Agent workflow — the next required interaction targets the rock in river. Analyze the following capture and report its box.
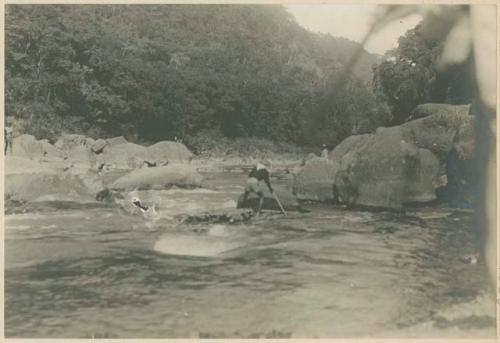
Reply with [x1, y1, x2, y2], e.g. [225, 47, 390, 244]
[181, 209, 255, 224]
[12, 134, 62, 161]
[410, 103, 471, 121]
[146, 141, 194, 162]
[293, 103, 475, 210]
[109, 164, 204, 191]
[5, 157, 106, 207]
[101, 142, 152, 169]
[54, 133, 94, 167]
[291, 156, 338, 202]
[332, 127, 440, 209]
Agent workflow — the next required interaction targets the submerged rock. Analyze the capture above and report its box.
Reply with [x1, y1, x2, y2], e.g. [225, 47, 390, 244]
[109, 164, 203, 191]
[237, 185, 301, 212]
[181, 209, 255, 224]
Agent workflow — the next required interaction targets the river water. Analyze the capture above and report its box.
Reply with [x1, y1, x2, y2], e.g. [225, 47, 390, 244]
[4, 172, 496, 338]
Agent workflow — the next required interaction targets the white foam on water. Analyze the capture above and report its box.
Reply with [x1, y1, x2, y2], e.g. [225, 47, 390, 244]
[40, 224, 58, 229]
[342, 213, 372, 222]
[156, 198, 212, 217]
[144, 221, 157, 230]
[208, 224, 232, 237]
[153, 234, 241, 257]
[415, 211, 452, 220]
[220, 186, 244, 193]
[156, 213, 174, 221]
[220, 200, 237, 209]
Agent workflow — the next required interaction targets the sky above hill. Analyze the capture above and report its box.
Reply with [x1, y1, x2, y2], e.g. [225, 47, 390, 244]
[286, 4, 422, 55]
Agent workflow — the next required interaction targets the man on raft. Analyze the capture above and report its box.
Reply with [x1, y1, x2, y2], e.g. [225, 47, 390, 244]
[241, 160, 284, 215]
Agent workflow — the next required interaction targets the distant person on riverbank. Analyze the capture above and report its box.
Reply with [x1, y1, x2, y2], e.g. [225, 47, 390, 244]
[4, 120, 13, 155]
[242, 160, 274, 215]
[321, 144, 328, 159]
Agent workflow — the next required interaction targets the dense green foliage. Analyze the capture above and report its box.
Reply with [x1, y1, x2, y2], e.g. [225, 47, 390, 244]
[6, 4, 389, 147]
[373, 23, 474, 125]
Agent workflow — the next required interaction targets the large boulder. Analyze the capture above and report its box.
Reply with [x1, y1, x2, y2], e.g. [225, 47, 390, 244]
[106, 136, 128, 146]
[410, 103, 471, 120]
[236, 185, 302, 212]
[91, 139, 107, 154]
[453, 115, 475, 160]
[435, 112, 476, 207]
[66, 145, 93, 167]
[66, 168, 108, 196]
[328, 134, 371, 162]
[291, 156, 338, 201]
[12, 134, 62, 161]
[147, 141, 194, 162]
[332, 127, 440, 209]
[54, 134, 94, 167]
[101, 142, 152, 169]
[109, 164, 203, 191]
[55, 133, 92, 147]
[318, 103, 476, 209]
[5, 157, 104, 206]
[402, 109, 474, 160]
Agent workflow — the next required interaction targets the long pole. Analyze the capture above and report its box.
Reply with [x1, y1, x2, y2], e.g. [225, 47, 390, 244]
[272, 192, 287, 216]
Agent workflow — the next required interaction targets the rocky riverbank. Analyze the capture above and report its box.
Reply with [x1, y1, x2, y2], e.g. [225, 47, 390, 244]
[291, 103, 475, 210]
[5, 103, 476, 213]
[5, 133, 198, 209]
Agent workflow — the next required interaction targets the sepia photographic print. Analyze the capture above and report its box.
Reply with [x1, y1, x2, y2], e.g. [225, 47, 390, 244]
[3, 1, 498, 339]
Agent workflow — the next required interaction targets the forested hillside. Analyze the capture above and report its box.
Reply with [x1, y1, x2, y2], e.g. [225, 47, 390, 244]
[6, 4, 388, 147]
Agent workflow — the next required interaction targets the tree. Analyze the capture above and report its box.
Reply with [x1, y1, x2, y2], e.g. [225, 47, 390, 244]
[373, 23, 474, 125]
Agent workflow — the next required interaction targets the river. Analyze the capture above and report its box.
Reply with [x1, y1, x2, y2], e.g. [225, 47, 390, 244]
[4, 172, 496, 338]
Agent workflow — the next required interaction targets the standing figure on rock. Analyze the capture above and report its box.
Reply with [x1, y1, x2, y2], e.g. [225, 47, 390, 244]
[4, 118, 13, 155]
[242, 161, 274, 215]
[321, 144, 328, 159]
